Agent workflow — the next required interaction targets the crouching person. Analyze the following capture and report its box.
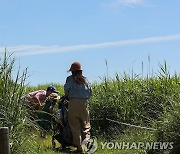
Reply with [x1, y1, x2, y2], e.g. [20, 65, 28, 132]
[25, 86, 59, 110]
[23, 86, 59, 119]
[38, 93, 60, 138]
[64, 62, 92, 153]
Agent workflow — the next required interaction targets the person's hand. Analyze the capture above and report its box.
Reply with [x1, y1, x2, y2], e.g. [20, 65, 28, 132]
[39, 104, 44, 110]
[49, 105, 54, 113]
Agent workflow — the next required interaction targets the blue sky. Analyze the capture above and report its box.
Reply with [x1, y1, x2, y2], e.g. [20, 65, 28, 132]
[0, 0, 180, 85]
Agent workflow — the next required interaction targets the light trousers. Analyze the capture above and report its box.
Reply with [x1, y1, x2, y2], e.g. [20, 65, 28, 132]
[68, 98, 91, 151]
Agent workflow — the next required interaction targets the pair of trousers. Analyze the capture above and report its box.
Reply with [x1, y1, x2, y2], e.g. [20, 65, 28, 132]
[68, 98, 91, 151]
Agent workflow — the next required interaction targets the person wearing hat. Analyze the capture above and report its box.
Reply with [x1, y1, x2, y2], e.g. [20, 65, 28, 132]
[64, 62, 92, 153]
[25, 85, 59, 110]
[38, 92, 60, 138]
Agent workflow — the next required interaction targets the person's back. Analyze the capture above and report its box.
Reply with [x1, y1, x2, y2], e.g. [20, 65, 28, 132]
[26, 90, 46, 110]
[25, 86, 59, 110]
[64, 62, 92, 153]
[65, 75, 92, 99]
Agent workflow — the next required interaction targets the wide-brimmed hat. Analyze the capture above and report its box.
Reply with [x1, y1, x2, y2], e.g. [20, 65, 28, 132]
[67, 62, 82, 72]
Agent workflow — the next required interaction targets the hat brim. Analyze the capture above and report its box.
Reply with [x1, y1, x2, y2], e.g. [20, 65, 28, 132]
[67, 69, 83, 72]
[53, 90, 59, 93]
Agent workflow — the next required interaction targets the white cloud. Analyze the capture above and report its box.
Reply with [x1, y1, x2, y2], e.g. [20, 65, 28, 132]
[1, 34, 180, 57]
[118, 0, 145, 5]
[104, 0, 149, 8]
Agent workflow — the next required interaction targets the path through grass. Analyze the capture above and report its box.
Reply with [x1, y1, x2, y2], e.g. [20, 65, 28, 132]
[34, 128, 156, 154]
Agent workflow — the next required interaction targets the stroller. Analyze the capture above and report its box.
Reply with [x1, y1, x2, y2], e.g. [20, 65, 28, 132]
[51, 96, 73, 150]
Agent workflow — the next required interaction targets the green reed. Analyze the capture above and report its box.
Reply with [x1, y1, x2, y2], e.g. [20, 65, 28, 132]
[0, 51, 37, 154]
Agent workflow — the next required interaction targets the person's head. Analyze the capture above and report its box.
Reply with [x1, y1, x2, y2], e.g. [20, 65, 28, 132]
[48, 92, 60, 105]
[67, 62, 87, 84]
[67, 61, 82, 72]
[46, 85, 59, 96]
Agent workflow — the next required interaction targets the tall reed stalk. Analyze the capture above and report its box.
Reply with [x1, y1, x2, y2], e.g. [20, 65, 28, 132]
[0, 51, 37, 154]
[89, 61, 179, 139]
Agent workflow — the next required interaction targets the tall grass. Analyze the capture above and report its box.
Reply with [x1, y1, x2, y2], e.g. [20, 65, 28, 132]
[2, 50, 179, 154]
[0, 51, 37, 154]
[24, 60, 179, 154]
[25, 60, 179, 154]
[90, 62, 179, 125]
[89, 62, 180, 153]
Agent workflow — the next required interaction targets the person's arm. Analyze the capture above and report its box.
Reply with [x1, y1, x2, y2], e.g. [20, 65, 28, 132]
[33, 95, 42, 109]
[49, 105, 54, 113]
[86, 78, 92, 97]
[64, 91, 68, 97]
[49, 96, 59, 113]
[64, 76, 72, 97]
